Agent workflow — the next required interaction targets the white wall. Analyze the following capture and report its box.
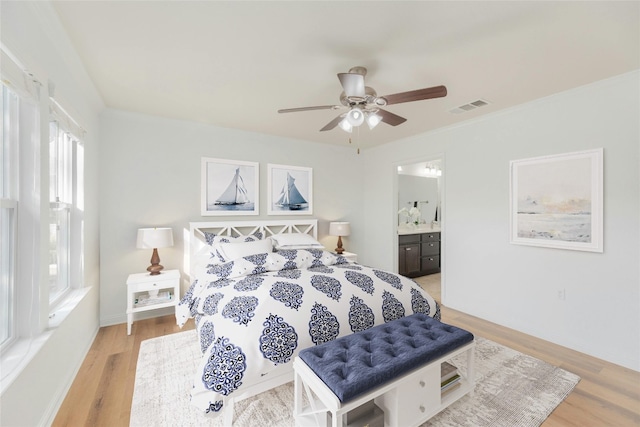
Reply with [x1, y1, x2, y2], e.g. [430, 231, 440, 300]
[362, 71, 640, 371]
[0, 2, 103, 426]
[99, 109, 363, 325]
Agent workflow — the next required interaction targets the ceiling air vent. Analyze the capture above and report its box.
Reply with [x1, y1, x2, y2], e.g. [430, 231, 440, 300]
[449, 99, 490, 114]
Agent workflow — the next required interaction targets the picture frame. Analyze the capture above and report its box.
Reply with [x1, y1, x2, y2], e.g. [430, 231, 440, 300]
[267, 164, 313, 215]
[510, 148, 603, 252]
[201, 157, 259, 216]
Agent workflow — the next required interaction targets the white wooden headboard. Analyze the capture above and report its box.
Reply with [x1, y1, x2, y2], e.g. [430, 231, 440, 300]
[188, 219, 318, 276]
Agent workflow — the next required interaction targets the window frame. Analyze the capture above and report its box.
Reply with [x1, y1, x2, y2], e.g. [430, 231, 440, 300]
[0, 85, 22, 352]
[48, 117, 83, 308]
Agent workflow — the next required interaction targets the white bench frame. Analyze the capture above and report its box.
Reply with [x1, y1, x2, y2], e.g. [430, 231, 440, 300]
[293, 340, 475, 427]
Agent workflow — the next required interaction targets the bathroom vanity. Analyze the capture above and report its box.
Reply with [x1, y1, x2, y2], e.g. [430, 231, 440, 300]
[398, 228, 440, 277]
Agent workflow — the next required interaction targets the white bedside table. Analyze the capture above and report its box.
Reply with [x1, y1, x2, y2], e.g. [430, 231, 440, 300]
[126, 269, 180, 335]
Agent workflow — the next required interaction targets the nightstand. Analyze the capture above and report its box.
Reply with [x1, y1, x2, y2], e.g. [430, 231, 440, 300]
[126, 269, 180, 335]
[338, 251, 358, 263]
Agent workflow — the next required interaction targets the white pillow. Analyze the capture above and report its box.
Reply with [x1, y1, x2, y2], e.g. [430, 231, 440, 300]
[193, 245, 220, 269]
[201, 232, 264, 263]
[219, 237, 273, 261]
[271, 233, 323, 250]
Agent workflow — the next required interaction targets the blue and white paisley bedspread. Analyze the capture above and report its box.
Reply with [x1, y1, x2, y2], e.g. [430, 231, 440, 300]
[176, 249, 440, 415]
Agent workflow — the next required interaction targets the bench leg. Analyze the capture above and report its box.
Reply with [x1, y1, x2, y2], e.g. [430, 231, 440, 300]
[467, 345, 476, 396]
[294, 371, 302, 418]
[332, 412, 344, 427]
[295, 370, 334, 427]
[222, 397, 234, 426]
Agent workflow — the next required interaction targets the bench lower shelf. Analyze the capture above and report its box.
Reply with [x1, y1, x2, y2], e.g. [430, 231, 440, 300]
[293, 340, 475, 427]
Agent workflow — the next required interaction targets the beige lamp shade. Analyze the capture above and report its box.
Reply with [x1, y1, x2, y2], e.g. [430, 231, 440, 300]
[137, 227, 174, 249]
[329, 222, 350, 254]
[329, 222, 351, 237]
[137, 228, 173, 275]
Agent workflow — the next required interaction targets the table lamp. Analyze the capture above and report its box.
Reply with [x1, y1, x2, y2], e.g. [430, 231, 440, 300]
[136, 227, 174, 275]
[329, 222, 351, 254]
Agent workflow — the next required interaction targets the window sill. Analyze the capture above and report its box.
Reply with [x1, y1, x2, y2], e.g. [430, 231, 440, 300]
[0, 287, 91, 393]
[48, 287, 91, 329]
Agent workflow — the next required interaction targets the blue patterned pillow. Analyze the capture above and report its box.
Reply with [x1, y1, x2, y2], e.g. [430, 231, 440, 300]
[203, 231, 263, 246]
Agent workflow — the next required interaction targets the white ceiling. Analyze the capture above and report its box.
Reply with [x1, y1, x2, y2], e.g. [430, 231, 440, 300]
[52, 1, 639, 150]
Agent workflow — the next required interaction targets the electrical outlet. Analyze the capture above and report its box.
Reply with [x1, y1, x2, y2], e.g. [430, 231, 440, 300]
[557, 289, 566, 300]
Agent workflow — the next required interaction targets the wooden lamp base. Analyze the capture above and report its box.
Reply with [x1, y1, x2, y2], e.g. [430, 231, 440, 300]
[335, 236, 345, 254]
[146, 248, 164, 275]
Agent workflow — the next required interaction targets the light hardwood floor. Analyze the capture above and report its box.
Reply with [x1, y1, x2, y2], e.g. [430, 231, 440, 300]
[53, 277, 639, 426]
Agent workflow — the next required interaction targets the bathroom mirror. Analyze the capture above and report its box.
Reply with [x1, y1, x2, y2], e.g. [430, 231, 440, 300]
[397, 160, 441, 228]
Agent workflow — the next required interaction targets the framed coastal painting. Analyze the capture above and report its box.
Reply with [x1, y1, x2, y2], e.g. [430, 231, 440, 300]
[201, 157, 259, 216]
[510, 148, 603, 252]
[267, 164, 313, 215]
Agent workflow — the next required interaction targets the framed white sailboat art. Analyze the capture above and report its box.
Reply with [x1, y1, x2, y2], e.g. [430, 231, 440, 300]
[201, 157, 259, 216]
[268, 164, 313, 215]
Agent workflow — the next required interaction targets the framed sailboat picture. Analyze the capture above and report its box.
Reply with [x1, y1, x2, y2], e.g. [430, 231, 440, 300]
[201, 157, 259, 216]
[268, 164, 313, 215]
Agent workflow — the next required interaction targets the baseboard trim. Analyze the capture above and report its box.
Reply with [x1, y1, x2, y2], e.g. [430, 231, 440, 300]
[40, 324, 99, 426]
[100, 306, 175, 327]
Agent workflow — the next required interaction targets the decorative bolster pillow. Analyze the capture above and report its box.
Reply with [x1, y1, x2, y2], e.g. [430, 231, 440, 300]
[202, 231, 264, 263]
[218, 237, 274, 262]
[271, 233, 324, 250]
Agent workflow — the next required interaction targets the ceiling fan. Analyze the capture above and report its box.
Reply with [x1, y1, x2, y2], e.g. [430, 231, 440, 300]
[277, 66, 447, 133]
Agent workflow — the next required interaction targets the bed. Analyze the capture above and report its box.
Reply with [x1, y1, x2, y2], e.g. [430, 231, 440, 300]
[177, 219, 441, 424]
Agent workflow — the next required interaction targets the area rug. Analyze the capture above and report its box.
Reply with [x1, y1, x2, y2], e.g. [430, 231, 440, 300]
[130, 330, 580, 427]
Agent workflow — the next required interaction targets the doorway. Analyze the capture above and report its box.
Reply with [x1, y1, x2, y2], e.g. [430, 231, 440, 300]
[394, 156, 443, 304]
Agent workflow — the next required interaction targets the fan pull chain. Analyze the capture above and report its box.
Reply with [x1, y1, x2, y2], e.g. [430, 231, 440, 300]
[346, 133, 360, 154]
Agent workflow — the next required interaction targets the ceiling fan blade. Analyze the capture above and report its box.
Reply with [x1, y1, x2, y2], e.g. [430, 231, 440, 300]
[278, 105, 339, 113]
[380, 85, 447, 105]
[320, 114, 345, 132]
[377, 109, 407, 126]
[337, 73, 365, 97]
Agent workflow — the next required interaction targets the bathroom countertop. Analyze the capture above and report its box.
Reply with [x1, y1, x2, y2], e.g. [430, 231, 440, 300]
[398, 225, 441, 235]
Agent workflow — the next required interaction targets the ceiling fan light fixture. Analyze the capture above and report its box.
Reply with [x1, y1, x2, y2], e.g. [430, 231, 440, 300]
[338, 118, 353, 133]
[366, 112, 382, 130]
[346, 107, 365, 126]
[277, 66, 446, 134]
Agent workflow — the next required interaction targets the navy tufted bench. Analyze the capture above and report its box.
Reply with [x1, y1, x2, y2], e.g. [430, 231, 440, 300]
[293, 313, 475, 427]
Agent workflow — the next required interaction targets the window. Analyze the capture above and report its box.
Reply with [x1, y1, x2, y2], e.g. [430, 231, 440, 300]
[0, 85, 19, 350]
[48, 115, 84, 306]
[1, 46, 85, 357]
[1, 47, 42, 356]
[49, 121, 71, 304]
